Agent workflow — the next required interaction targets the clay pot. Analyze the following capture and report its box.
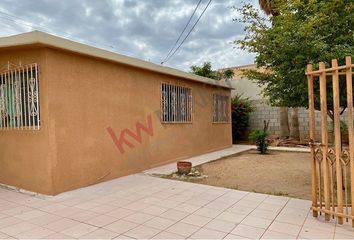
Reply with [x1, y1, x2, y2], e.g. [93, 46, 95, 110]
[177, 161, 192, 174]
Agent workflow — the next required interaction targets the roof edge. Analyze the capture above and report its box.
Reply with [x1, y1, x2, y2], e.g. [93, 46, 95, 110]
[0, 31, 233, 89]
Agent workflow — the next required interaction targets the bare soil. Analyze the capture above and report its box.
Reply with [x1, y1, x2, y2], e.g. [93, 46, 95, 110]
[165, 150, 311, 200]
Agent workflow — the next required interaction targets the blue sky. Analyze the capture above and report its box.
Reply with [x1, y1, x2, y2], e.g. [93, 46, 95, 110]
[0, 0, 257, 71]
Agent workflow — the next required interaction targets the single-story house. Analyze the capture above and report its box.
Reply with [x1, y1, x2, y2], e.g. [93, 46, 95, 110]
[0, 31, 232, 195]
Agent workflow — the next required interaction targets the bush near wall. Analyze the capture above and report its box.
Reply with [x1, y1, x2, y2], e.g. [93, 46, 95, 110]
[231, 94, 253, 143]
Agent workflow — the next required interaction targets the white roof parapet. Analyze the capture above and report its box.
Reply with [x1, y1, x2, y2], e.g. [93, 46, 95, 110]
[0, 31, 233, 89]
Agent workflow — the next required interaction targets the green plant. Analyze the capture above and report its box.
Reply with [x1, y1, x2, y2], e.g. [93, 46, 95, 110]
[231, 94, 253, 142]
[249, 120, 270, 154]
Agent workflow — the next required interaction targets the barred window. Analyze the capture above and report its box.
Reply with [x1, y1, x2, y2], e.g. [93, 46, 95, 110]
[213, 94, 229, 123]
[161, 83, 192, 123]
[0, 63, 40, 130]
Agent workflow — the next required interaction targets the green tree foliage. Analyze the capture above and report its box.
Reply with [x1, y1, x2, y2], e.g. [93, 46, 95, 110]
[235, 0, 354, 119]
[190, 62, 235, 80]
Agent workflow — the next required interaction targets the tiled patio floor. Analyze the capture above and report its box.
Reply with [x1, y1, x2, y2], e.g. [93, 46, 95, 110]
[0, 174, 353, 239]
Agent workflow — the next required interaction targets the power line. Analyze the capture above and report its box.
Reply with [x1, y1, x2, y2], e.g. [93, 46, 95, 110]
[162, 0, 212, 64]
[161, 0, 202, 64]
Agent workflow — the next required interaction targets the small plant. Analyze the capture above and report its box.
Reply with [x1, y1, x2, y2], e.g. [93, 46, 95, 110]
[249, 120, 269, 154]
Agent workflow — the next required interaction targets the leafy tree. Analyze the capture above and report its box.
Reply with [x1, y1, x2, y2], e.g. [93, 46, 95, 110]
[235, 0, 354, 120]
[190, 62, 217, 79]
[190, 62, 234, 80]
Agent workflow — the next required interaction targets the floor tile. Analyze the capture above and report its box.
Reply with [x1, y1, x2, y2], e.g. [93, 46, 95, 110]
[0, 232, 13, 239]
[124, 225, 161, 239]
[44, 218, 80, 232]
[144, 216, 176, 230]
[39, 232, 73, 239]
[15, 226, 54, 239]
[0, 221, 37, 236]
[216, 211, 247, 224]
[249, 208, 279, 220]
[190, 228, 227, 239]
[105, 208, 135, 219]
[84, 214, 117, 227]
[103, 219, 139, 234]
[241, 215, 272, 229]
[204, 219, 237, 233]
[231, 224, 266, 239]
[29, 213, 62, 226]
[60, 222, 98, 238]
[159, 209, 189, 221]
[224, 233, 249, 239]
[80, 228, 120, 239]
[261, 230, 297, 239]
[299, 226, 334, 239]
[181, 214, 212, 227]
[193, 207, 223, 218]
[152, 231, 185, 239]
[0, 217, 22, 228]
[14, 209, 47, 221]
[123, 212, 154, 224]
[166, 222, 200, 237]
[268, 221, 302, 236]
[141, 205, 168, 216]
[174, 203, 200, 213]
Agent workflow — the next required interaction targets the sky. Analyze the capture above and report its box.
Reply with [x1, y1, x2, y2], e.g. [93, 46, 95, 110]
[0, 0, 258, 72]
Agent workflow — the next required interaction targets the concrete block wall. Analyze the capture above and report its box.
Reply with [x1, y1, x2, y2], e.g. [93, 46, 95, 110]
[248, 100, 349, 142]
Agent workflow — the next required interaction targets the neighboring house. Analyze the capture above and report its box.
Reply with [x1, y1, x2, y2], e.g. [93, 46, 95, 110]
[0, 31, 232, 195]
[220, 64, 325, 141]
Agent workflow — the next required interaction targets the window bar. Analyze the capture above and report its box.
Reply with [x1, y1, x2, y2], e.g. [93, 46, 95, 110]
[35, 64, 40, 129]
[21, 68, 27, 129]
[26, 65, 31, 129]
[5, 72, 9, 128]
[10, 69, 15, 128]
[30, 66, 35, 129]
[162, 83, 165, 123]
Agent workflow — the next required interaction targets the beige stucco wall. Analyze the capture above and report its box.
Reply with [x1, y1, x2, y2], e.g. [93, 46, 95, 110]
[0, 47, 52, 194]
[0, 46, 231, 195]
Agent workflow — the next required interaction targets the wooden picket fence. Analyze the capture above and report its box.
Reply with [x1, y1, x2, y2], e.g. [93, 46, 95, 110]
[306, 56, 354, 226]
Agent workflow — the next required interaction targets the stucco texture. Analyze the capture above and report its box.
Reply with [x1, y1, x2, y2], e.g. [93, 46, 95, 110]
[0, 46, 232, 195]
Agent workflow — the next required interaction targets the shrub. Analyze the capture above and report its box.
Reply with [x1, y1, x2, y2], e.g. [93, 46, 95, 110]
[249, 120, 270, 154]
[231, 94, 253, 142]
[249, 130, 268, 154]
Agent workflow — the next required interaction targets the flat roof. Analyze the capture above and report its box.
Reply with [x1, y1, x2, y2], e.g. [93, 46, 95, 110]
[0, 31, 232, 89]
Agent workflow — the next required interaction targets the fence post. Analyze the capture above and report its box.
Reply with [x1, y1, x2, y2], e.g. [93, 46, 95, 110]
[332, 59, 343, 224]
[345, 56, 354, 227]
[307, 64, 318, 217]
[319, 62, 330, 221]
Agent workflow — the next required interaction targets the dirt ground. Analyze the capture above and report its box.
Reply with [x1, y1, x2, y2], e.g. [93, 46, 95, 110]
[166, 150, 312, 200]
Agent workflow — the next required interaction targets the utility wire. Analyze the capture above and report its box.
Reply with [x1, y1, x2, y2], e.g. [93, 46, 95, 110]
[162, 0, 212, 64]
[161, 0, 202, 64]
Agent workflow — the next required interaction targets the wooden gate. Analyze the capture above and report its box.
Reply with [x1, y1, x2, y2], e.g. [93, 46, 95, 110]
[307, 56, 354, 226]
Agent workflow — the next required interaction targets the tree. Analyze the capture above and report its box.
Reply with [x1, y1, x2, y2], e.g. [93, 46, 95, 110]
[235, 0, 354, 121]
[190, 62, 234, 80]
[258, 0, 290, 138]
[190, 62, 217, 79]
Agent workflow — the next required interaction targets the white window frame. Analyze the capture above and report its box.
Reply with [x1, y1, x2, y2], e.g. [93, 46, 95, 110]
[0, 63, 40, 130]
[161, 82, 193, 123]
[212, 94, 230, 123]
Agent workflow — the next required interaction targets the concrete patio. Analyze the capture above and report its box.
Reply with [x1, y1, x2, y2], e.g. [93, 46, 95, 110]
[0, 173, 353, 239]
[0, 146, 353, 239]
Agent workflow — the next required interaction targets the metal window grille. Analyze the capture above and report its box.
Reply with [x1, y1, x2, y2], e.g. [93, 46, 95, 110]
[161, 82, 192, 123]
[0, 63, 40, 130]
[213, 94, 229, 123]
